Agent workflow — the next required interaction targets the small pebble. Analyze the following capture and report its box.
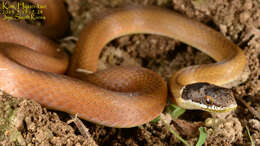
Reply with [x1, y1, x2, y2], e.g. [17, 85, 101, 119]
[240, 11, 250, 23]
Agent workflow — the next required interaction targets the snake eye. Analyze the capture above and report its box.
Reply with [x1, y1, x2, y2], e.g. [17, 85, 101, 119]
[204, 96, 213, 105]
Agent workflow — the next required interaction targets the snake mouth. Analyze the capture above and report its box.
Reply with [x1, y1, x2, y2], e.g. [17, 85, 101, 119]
[200, 103, 237, 113]
[176, 97, 237, 113]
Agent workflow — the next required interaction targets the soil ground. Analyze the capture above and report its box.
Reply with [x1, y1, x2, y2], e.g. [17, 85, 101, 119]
[0, 0, 259, 145]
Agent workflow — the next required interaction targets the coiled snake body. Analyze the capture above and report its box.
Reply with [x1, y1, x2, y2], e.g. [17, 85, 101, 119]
[0, 0, 247, 128]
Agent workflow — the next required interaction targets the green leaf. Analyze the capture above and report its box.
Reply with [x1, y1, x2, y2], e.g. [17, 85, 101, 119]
[151, 116, 161, 123]
[246, 126, 255, 146]
[167, 104, 186, 119]
[196, 127, 207, 146]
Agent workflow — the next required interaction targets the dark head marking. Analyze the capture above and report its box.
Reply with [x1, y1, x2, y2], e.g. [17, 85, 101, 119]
[181, 82, 237, 112]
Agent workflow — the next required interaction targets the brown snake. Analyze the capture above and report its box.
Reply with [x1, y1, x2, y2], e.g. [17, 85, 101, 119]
[0, 1, 247, 128]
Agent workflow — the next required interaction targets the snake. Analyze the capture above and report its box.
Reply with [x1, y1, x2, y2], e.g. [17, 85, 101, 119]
[0, 1, 247, 128]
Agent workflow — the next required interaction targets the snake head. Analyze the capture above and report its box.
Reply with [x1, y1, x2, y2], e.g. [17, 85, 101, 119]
[180, 82, 237, 113]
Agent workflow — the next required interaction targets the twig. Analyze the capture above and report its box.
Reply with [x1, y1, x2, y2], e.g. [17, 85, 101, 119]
[160, 116, 190, 146]
[68, 115, 98, 146]
[236, 96, 260, 120]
